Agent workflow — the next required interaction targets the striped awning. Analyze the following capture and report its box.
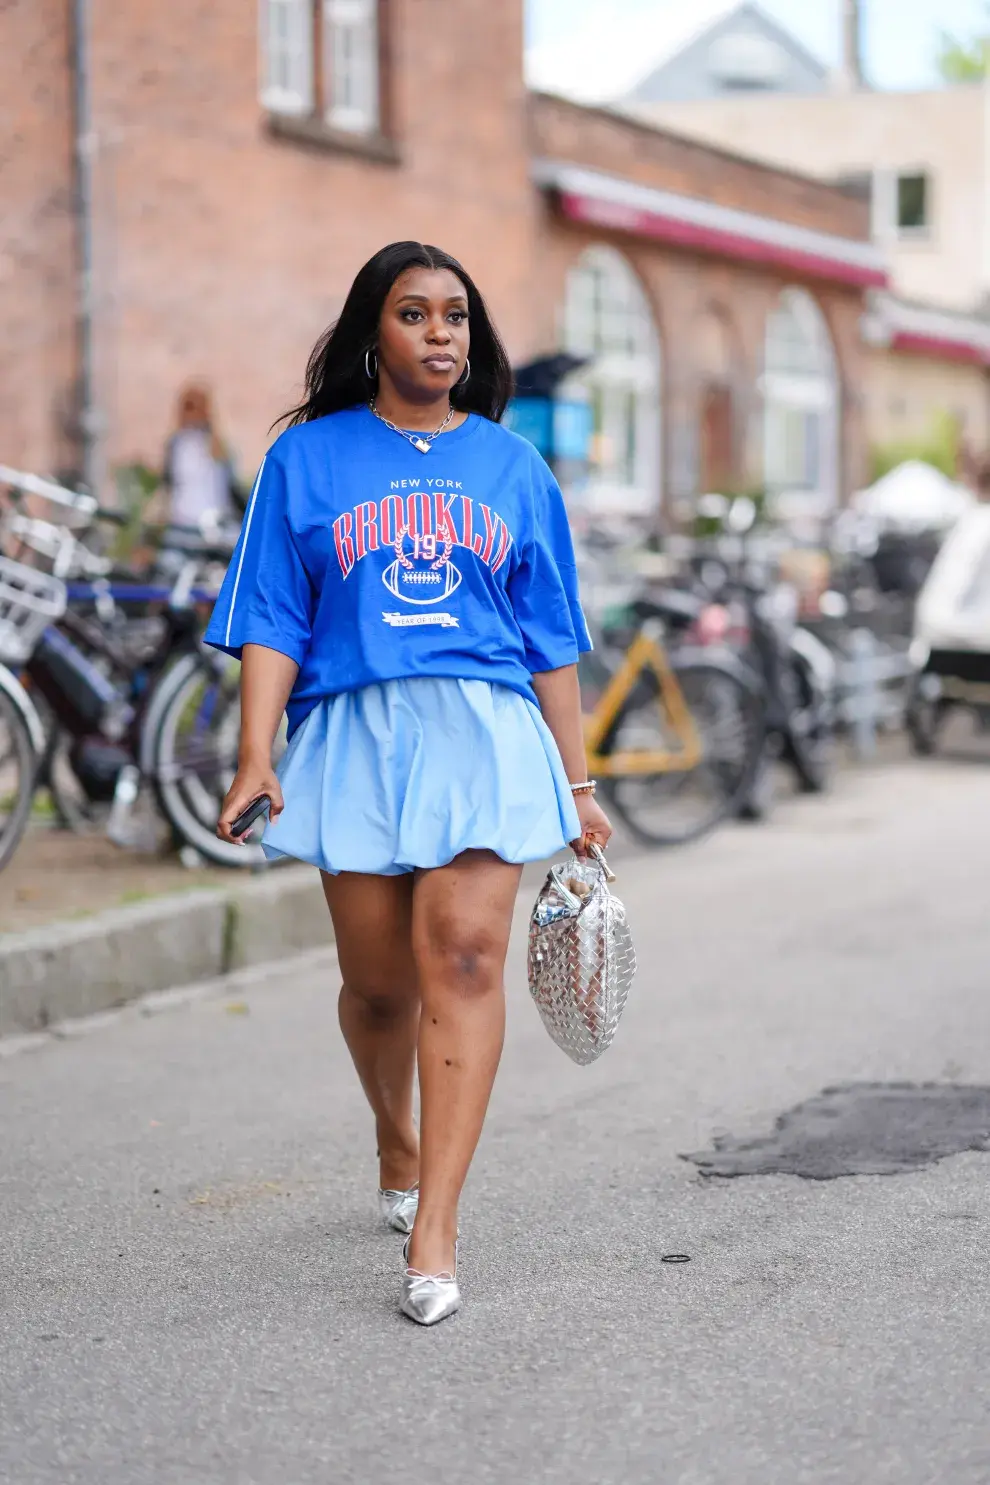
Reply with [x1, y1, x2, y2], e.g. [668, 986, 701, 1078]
[533, 159, 889, 291]
[863, 294, 990, 367]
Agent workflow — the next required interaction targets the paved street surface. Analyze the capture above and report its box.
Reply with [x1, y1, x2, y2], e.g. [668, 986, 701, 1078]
[3, 758, 990, 1484]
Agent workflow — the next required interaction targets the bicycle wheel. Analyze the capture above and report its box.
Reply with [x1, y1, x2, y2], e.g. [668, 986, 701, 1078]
[600, 659, 765, 848]
[0, 685, 38, 870]
[780, 654, 834, 794]
[151, 654, 284, 868]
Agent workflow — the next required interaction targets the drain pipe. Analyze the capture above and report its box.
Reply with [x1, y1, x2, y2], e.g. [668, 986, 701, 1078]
[70, 0, 100, 495]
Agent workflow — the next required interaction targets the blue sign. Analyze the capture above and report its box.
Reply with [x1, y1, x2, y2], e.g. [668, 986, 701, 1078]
[504, 398, 552, 455]
[504, 397, 592, 463]
[552, 400, 593, 462]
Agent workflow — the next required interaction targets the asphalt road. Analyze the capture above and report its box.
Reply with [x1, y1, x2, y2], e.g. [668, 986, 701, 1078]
[3, 758, 990, 1485]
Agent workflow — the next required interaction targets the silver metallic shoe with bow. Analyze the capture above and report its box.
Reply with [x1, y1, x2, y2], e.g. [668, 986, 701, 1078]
[378, 1183, 419, 1235]
[399, 1235, 461, 1326]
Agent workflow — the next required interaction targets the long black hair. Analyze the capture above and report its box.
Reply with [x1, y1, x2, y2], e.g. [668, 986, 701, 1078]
[279, 242, 514, 428]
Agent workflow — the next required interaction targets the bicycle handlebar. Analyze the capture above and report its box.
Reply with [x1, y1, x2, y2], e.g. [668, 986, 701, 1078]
[0, 464, 97, 517]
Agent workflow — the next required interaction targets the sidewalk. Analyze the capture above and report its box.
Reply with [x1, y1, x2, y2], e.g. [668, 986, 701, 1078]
[0, 825, 232, 936]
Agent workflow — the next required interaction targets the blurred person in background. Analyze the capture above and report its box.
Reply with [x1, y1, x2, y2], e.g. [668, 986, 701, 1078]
[162, 384, 241, 533]
[206, 241, 611, 1326]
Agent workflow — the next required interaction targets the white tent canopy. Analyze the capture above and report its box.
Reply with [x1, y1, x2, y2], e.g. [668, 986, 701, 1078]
[854, 461, 974, 533]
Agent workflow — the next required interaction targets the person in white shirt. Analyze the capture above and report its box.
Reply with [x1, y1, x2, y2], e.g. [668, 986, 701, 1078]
[162, 385, 238, 532]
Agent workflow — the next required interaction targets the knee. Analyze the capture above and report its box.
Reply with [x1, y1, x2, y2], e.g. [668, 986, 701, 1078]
[344, 976, 416, 1022]
[416, 920, 504, 998]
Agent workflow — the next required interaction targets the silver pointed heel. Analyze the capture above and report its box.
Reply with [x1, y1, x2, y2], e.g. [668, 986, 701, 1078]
[378, 1183, 419, 1235]
[399, 1235, 461, 1326]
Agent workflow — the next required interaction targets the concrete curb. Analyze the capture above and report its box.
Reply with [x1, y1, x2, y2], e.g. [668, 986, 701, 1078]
[0, 866, 333, 1036]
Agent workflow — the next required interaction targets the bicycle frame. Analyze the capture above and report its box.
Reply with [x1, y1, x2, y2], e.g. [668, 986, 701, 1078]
[584, 626, 703, 776]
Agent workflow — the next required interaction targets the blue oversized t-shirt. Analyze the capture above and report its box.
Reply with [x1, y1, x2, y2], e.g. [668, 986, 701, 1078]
[204, 406, 592, 737]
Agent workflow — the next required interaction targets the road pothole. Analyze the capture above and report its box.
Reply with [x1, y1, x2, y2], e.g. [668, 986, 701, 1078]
[684, 1082, 990, 1180]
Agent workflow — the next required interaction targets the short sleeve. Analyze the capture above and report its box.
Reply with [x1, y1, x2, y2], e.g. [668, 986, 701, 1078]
[507, 465, 592, 673]
[204, 452, 314, 665]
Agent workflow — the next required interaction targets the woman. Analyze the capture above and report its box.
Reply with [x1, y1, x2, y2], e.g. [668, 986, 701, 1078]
[163, 384, 240, 531]
[207, 242, 611, 1326]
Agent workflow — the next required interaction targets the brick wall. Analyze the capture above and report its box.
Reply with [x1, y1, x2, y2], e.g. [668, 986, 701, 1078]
[2, 0, 871, 502]
[0, 0, 77, 477]
[530, 93, 872, 241]
[86, 0, 535, 478]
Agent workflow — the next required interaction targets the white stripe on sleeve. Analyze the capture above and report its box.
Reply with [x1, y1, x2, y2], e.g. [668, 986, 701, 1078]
[224, 455, 267, 649]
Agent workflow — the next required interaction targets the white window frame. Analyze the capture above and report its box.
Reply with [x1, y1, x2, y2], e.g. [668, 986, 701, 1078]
[260, 0, 314, 116]
[870, 167, 932, 243]
[560, 246, 661, 517]
[894, 169, 930, 239]
[762, 288, 839, 516]
[324, 0, 379, 134]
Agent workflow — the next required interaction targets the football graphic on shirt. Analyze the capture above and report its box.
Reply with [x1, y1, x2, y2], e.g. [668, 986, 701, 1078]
[382, 528, 462, 606]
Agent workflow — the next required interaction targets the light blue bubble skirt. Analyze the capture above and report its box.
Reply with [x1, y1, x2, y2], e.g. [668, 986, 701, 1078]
[262, 677, 581, 876]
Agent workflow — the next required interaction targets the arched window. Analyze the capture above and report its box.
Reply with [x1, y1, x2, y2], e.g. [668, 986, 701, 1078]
[763, 289, 839, 513]
[561, 246, 661, 515]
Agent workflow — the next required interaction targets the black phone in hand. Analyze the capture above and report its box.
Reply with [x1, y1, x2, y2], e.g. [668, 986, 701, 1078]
[230, 795, 271, 839]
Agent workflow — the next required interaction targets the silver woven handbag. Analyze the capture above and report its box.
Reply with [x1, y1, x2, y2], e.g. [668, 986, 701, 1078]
[527, 844, 636, 1065]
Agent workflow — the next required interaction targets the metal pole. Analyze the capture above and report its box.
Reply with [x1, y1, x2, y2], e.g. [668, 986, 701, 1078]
[983, 39, 990, 305]
[841, 0, 864, 90]
[71, 0, 100, 495]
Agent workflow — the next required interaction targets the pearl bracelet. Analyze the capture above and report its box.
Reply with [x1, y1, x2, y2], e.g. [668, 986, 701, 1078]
[569, 780, 597, 796]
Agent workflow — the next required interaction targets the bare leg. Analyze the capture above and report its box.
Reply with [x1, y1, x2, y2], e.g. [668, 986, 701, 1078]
[408, 850, 522, 1274]
[321, 871, 420, 1191]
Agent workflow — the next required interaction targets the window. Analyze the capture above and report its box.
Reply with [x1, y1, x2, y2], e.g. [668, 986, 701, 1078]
[865, 168, 932, 241]
[325, 0, 378, 132]
[561, 246, 661, 515]
[763, 289, 838, 512]
[261, 0, 314, 115]
[260, 0, 380, 135]
[765, 404, 821, 489]
[896, 172, 929, 234]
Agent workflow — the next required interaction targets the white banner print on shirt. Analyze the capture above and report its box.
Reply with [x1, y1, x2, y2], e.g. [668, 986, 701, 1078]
[382, 611, 459, 628]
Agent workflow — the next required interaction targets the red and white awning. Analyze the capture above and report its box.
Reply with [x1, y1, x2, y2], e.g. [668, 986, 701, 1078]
[863, 295, 990, 367]
[533, 159, 888, 291]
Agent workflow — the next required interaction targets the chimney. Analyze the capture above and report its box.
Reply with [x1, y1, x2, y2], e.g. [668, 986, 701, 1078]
[837, 0, 864, 90]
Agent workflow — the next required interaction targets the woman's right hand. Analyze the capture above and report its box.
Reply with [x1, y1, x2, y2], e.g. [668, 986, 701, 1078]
[217, 756, 284, 844]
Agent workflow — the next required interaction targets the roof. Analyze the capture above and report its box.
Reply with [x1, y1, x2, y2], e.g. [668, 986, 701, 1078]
[625, 2, 829, 106]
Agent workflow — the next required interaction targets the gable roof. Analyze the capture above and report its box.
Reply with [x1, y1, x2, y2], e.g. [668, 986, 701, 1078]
[625, 2, 830, 106]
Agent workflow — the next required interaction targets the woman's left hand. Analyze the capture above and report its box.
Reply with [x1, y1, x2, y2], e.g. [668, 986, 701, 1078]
[570, 792, 613, 859]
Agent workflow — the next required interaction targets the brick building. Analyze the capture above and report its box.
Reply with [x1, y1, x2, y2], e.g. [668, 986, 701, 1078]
[1, 0, 884, 524]
[625, 4, 990, 472]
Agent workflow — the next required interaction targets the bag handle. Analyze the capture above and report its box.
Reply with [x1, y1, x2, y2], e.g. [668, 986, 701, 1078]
[588, 841, 616, 883]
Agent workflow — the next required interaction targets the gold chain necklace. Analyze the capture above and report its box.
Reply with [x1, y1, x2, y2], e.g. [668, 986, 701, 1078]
[369, 399, 456, 454]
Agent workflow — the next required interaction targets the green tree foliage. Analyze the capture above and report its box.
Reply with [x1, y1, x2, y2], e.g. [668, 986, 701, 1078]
[936, 9, 989, 82]
[869, 410, 961, 484]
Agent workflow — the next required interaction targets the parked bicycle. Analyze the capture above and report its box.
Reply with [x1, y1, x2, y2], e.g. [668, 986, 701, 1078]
[0, 554, 65, 869]
[0, 466, 276, 870]
[686, 497, 837, 818]
[579, 588, 766, 848]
